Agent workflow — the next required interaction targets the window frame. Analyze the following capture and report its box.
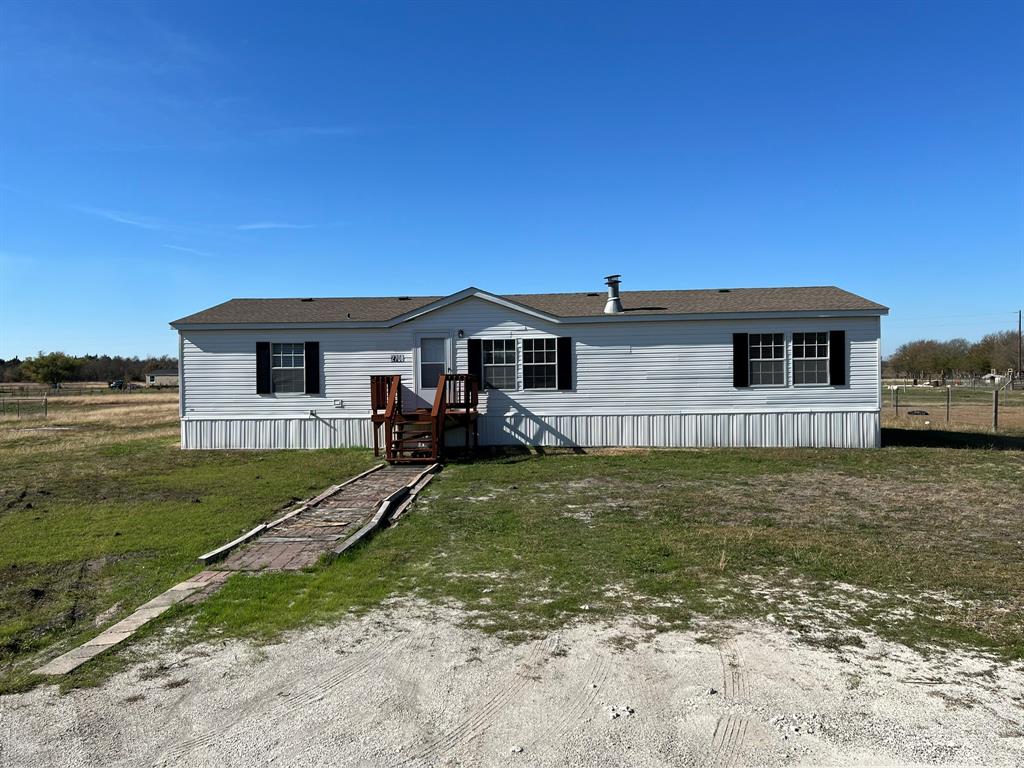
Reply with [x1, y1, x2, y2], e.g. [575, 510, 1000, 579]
[791, 331, 831, 387]
[522, 337, 559, 390]
[270, 341, 306, 395]
[748, 332, 787, 388]
[480, 337, 517, 390]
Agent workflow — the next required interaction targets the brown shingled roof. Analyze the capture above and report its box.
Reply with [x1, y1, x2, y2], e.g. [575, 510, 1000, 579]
[171, 286, 887, 326]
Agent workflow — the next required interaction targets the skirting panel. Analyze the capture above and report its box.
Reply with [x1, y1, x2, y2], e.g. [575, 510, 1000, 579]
[181, 411, 880, 450]
[182, 417, 374, 450]
[478, 411, 880, 449]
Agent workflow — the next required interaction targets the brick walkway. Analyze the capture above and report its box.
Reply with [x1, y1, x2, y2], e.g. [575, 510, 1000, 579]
[215, 464, 425, 572]
[34, 464, 435, 677]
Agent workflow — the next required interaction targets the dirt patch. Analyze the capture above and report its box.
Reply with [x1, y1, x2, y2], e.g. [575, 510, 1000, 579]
[706, 468, 1023, 550]
[2, 602, 1021, 767]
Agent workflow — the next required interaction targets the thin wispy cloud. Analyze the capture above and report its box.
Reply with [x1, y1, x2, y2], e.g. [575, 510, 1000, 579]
[235, 222, 314, 231]
[162, 244, 216, 258]
[73, 205, 165, 230]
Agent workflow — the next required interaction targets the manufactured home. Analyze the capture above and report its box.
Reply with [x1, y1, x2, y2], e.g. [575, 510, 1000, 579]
[170, 277, 888, 460]
[145, 368, 179, 387]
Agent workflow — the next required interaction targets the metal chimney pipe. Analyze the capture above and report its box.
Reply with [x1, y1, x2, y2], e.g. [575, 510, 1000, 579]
[604, 274, 623, 314]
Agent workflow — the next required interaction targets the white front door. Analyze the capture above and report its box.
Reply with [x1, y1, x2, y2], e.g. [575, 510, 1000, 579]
[415, 334, 451, 407]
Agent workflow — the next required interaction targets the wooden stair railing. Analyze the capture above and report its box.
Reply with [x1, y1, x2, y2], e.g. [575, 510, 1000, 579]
[428, 373, 448, 462]
[370, 372, 480, 464]
[441, 373, 479, 452]
[370, 374, 401, 458]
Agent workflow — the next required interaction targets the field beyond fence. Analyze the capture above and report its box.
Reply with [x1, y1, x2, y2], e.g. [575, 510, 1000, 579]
[883, 383, 1024, 432]
[0, 381, 176, 398]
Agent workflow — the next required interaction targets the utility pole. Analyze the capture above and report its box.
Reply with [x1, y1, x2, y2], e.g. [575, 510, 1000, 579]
[1018, 309, 1022, 379]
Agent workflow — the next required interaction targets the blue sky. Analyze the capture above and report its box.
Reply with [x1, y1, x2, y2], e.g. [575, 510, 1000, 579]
[1, 0, 1021, 359]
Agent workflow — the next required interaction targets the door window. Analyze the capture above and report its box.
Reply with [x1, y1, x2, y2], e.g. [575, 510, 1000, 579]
[420, 337, 446, 388]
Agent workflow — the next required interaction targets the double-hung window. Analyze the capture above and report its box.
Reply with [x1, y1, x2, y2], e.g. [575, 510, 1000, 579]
[793, 332, 829, 385]
[482, 339, 516, 389]
[523, 338, 557, 389]
[271, 342, 305, 393]
[749, 333, 785, 386]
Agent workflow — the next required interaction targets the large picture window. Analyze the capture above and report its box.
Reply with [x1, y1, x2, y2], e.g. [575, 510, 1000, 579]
[749, 333, 785, 386]
[271, 342, 305, 393]
[523, 338, 557, 389]
[482, 339, 516, 389]
[793, 332, 829, 385]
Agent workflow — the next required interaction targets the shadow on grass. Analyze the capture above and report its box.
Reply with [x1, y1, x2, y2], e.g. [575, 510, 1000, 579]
[444, 430, 1024, 462]
[882, 427, 1024, 450]
[443, 445, 589, 465]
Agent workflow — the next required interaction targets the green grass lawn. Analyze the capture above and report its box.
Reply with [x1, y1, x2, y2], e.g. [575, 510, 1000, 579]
[0, 394, 377, 693]
[189, 445, 1023, 662]
[3, 395, 1022, 694]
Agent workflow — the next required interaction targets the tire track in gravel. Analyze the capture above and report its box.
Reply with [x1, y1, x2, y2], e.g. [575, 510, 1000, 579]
[389, 634, 559, 767]
[162, 631, 403, 761]
[707, 641, 750, 767]
[536, 647, 612, 744]
[710, 715, 749, 768]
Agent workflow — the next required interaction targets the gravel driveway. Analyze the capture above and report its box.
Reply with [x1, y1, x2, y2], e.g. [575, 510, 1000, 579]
[2, 602, 1021, 767]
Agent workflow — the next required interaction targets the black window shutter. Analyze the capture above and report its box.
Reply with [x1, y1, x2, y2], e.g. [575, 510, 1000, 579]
[733, 333, 749, 387]
[557, 337, 573, 390]
[256, 342, 271, 394]
[829, 330, 846, 386]
[467, 339, 482, 386]
[304, 341, 320, 394]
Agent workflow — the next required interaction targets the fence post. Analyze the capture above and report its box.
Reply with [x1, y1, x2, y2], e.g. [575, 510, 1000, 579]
[993, 388, 999, 431]
[946, 386, 950, 423]
[44, 397, 48, 419]
[894, 387, 899, 417]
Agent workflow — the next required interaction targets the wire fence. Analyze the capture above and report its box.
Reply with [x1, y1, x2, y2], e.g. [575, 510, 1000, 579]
[0, 397, 48, 419]
[0, 382, 174, 397]
[884, 384, 1024, 432]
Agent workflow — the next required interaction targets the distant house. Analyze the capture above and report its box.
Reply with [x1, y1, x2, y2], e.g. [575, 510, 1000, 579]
[145, 369, 179, 387]
[169, 277, 888, 457]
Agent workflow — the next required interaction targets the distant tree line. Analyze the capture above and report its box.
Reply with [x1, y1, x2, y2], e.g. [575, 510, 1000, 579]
[0, 352, 178, 386]
[884, 330, 1021, 380]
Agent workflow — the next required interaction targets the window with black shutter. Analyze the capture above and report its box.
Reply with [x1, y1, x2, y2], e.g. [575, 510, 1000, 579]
[256, 342, 271, 394]
[732, 333, 749, 388]
[829, 330, 847, 386]
[304, 341, 320, 394]
[556, 337, 572, 390]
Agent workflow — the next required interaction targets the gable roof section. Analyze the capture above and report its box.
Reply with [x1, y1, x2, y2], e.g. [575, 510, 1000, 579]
[171, 285, 888, 328]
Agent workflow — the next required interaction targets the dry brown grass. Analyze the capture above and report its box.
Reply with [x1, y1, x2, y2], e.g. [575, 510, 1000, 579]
[884, 405, 1024, 431]
[0, 392, 179, 454]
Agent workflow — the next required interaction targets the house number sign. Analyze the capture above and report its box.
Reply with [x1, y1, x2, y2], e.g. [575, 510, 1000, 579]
[390, 354, 406, 363]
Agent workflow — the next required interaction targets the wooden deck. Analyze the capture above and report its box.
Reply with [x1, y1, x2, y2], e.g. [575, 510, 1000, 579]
[371, 374, 479, 464]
